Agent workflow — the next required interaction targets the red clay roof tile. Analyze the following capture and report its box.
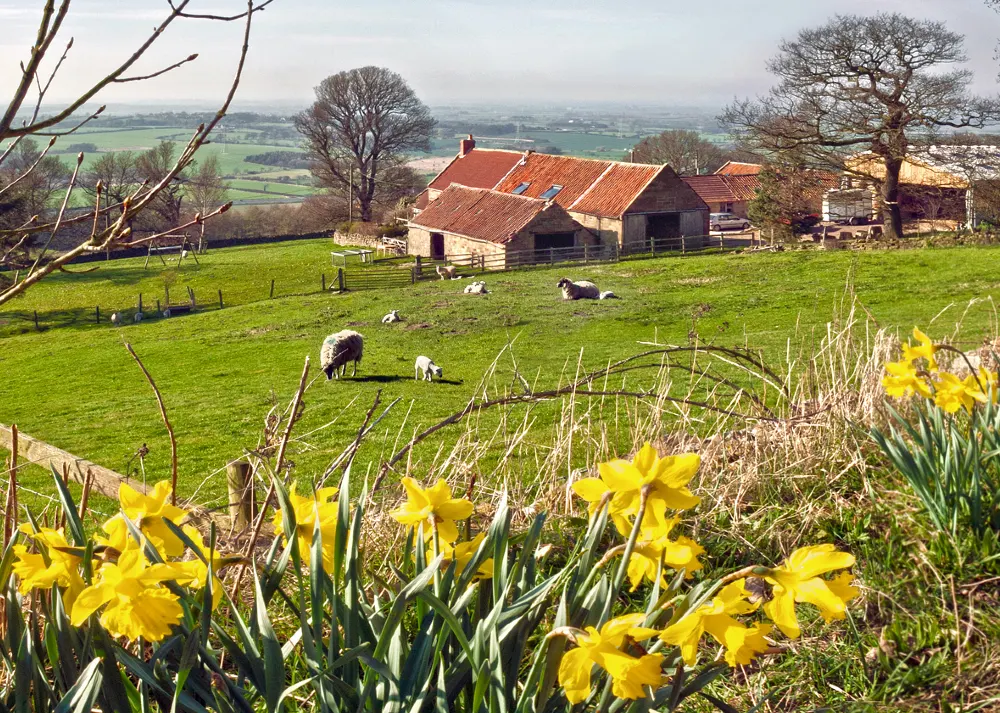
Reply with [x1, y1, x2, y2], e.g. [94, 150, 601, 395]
[570, 163, 661, 217]
[495, 153, 614, 210]
[715, 161, 763, 176]
[427, 149, 523, 192]
[410, 185, 551, 245]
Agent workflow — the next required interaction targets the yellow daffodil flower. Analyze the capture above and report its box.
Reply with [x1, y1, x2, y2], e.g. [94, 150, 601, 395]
[272, 485, 339, 570]
[12, 525, 86, 610]
[172, 525, 234, 609]
[428, 533, 494, 580]
[902, 327, 938, 371]
[661, 579, 771, 667]
[573, 443, 700, 536]
[71, 544, 185, 642]
[100, 481, 190, 557]
[933, 372, 987, 414]
[882, 359, 932, 400]
[558, 613, 663, 704]
[390, 477, 473, 544]
[625, 518, 704, 590]
[763, 544, 858, 639]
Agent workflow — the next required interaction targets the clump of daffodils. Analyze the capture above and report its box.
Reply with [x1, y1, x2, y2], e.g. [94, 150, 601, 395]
[550, 443, 859, 705]
[12, 482, 236, 642]
[883, 327, 997, 413]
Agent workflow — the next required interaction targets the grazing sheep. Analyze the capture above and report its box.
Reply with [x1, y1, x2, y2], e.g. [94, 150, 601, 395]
[381, 309, 401, 324]
[599, 291, 619, 300]
[133, 311, 144, 323]
[162, 309, 172, 318]
[320, 330, 364, 380]
[463, 281, 489, 294]
[436, 265, 456, 280]
[110, 312, 122, 326]
[415, 355, 443, 382]
[556, 278, 600, 301]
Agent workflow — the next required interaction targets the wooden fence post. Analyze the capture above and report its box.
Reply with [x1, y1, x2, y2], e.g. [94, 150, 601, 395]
[321, 273, 326, 291]
[226, 460, 253, 530]
[337, 268, 344, 291]
[95, 306, 100, 323]
[165, 285, 170, 305]
[218, 289, 223, 309]
[415, 255, 422, 277]
[33, 311, 38, 330]
[269, 279, 275, 299]
[138, 293, 143, 313]
[411, 267, 416, 284]
[156, 298, 161, 313]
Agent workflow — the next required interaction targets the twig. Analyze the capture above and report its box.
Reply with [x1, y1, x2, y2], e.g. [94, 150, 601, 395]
[3, 425, 18, 548]
[124, 342, 178, 505]
[274, 356, 311, 474]
[115, 54, 199, 83]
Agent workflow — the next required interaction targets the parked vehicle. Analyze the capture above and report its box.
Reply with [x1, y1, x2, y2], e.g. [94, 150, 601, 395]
[823, 189, 875, 225]
[710, 212, 751, 231]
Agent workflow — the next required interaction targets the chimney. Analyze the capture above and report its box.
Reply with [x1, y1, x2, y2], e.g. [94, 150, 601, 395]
[459, 134, 475, 157]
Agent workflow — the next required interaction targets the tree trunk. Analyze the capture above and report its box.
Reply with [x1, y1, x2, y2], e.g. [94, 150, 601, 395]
[881, 156, 904, 241]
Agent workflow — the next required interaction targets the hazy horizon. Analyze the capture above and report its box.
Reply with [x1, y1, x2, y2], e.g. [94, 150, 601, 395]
[2, 0, 1000, 109]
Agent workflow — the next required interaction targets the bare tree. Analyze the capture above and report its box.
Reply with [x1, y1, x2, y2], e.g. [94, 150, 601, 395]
[721, 13, 1000, 240]
[0, 0, 274, 304]
[0, 139, 71, 228]
[295, 66, 435, 223]
[629, 130, 726, 175]
[136, 141, 188, 230]
[187, 154, 229, 249]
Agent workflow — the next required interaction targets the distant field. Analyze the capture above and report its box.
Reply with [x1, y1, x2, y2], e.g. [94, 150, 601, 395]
[225, 178, 316, 197]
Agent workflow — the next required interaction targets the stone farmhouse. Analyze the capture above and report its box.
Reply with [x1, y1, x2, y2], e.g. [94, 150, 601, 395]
[408, 185, 596, 263]
[409, 136, 709, 257]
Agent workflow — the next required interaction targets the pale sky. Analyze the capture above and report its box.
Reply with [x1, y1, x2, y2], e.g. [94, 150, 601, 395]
[2, 0, 999, 110]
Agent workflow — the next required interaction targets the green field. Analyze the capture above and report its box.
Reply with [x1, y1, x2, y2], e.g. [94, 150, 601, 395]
[3, 239, 1000, 509]
[225, 178, 316, 197]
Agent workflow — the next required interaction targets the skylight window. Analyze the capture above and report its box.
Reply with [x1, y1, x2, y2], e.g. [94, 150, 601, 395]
[539, 184, 563, 200]
[511, 182, 531, 195]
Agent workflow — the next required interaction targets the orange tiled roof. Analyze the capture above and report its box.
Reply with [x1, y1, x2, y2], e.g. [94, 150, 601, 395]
[428, 149, 523, 192]
[715, 161, 762, 176]
[681, 174, 760, 203]
[495, 153, 614, 209]
[570, 163, 661, 216]
[409, 185, 553, 244]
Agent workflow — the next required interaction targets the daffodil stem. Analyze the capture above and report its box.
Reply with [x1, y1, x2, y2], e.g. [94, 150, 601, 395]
[601, 486, 649, 624]
[431, 525, 441, 596]
[718, 565, 765, 586]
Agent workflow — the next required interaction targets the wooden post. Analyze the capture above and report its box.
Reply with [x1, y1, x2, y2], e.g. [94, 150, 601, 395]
[337, 268, 344, 291]
[33, 310, 38, 330]
[95, 306, 100, 323]
[681, 235, 687, 254]
[138, 293, 143, 313]
[226, 460, 253, 530]
[156, 299, 161, 313]
[218, 289, 223, 308]
[321, 273, 326, 291]
[415, 255, 422, 277]
[269, 279, 275, 299]
[411, 267, 416, 284]
[165, 285, 170, 306]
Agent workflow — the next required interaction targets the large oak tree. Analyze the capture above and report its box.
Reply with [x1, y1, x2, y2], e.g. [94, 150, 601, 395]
[295, 66, 435, 223]
[629, 130, 726, 175]
[722, 13, 1000, 239]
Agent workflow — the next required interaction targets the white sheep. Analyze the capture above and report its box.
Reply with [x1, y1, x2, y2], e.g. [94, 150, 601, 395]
[436, 265, 456, 280]
[463, 281, 489, 294]
[415, 355, 443, 382]
[556, 278, 600, 301]
[381, 310, 401, 323]
[133, 311, 144, 323]
[599, 291, 619, 300]
[321, 330, 364, 380]
[162, 309, 172, 318]
[110, 312, 122, 326]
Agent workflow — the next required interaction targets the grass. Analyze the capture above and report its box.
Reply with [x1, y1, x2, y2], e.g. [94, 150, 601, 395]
[6, 239, 1000, 708]
[224, 178, 317, 197]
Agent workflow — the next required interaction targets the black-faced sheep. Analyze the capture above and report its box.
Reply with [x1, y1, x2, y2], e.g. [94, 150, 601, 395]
[436, 265, 456, 280]
[321, 330, 364, 380]
[556, 278, 600, 300]
[381, 310, 401, 323]
[415, 355, 443, 382]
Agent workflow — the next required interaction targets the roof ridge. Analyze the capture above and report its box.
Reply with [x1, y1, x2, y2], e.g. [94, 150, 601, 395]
[620, 164, 666, 216]
[567, 162, 616, 211]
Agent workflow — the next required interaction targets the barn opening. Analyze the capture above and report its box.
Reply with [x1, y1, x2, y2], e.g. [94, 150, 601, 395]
[430, 232, 445, 259]
[646, 214, 681, 248]
[534, 232, 575, 250]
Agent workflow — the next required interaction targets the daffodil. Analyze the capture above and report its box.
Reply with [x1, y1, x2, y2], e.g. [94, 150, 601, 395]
[558, 613, 663, 704]
[71, 545, 185, 642]
[272, 485, 339, 570]
[902, 327, 938, 371]
[12, 525, 86, 610]
[882, 359, 932, 400]
[390, 477, 473, 544]
[763, 544, 858, 639]
[933, 372, 986, 414]
[625, 518, 704, 590]
[428, 533, 494, 580]
[573, 443, 700, 536]
[172, 525, 236, 609]
[99, 481, 190, 557]
[661, 579, 770, 667]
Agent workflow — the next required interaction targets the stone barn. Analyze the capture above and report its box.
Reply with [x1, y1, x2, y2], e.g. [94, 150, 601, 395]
[408, 185, 596, 265]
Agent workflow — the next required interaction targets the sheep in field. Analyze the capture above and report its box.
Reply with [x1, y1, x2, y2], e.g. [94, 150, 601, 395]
[436, 265, 456, 280]
[382, 309, 402, 323]
[134, 311, 144, 323]
[463, 281, 488, 294]
[110, 312, 122, 326]
[415, 355, 443, 382]
[556, 278, 600, 301]
[321, 330, 364, 380]
[599, 291, 619, 300]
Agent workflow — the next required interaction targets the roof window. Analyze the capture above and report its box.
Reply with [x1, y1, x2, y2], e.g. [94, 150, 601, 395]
[539, 184, 563, 200]
[512, 182, 531, 195]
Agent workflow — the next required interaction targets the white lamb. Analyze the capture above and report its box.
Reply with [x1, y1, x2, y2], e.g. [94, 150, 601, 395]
[436, 265, 456, 280]
[599, 291, 619, 300]
[110, 312, 122, 326]
[381, 309, 402, 323]
[556, 278, 600, 301]
[463, 281, 489, 294]
[415, 355, 443, 382]
[321, 330, 364, 380]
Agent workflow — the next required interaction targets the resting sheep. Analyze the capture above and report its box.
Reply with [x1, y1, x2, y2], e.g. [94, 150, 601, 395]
[556, 278, 600, 301]
[381, 309, 401, 323]
[599, 291, 619, 300]
[415, 355, 443, 382]
[133, 311, 144, 323]
[110, 312, 122, 326]
[162, 309, 172, 318]
[436, 265, 456, 280]
[321, 330, 364, 380]
[463, 281, 489, 294]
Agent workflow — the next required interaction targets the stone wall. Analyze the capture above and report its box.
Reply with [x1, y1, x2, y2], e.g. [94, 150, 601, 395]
[331, 231, 384, 249]
[570, 213, 623, 246]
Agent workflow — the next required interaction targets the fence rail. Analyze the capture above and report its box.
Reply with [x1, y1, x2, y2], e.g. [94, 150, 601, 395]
[341, 267, 414, 291]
